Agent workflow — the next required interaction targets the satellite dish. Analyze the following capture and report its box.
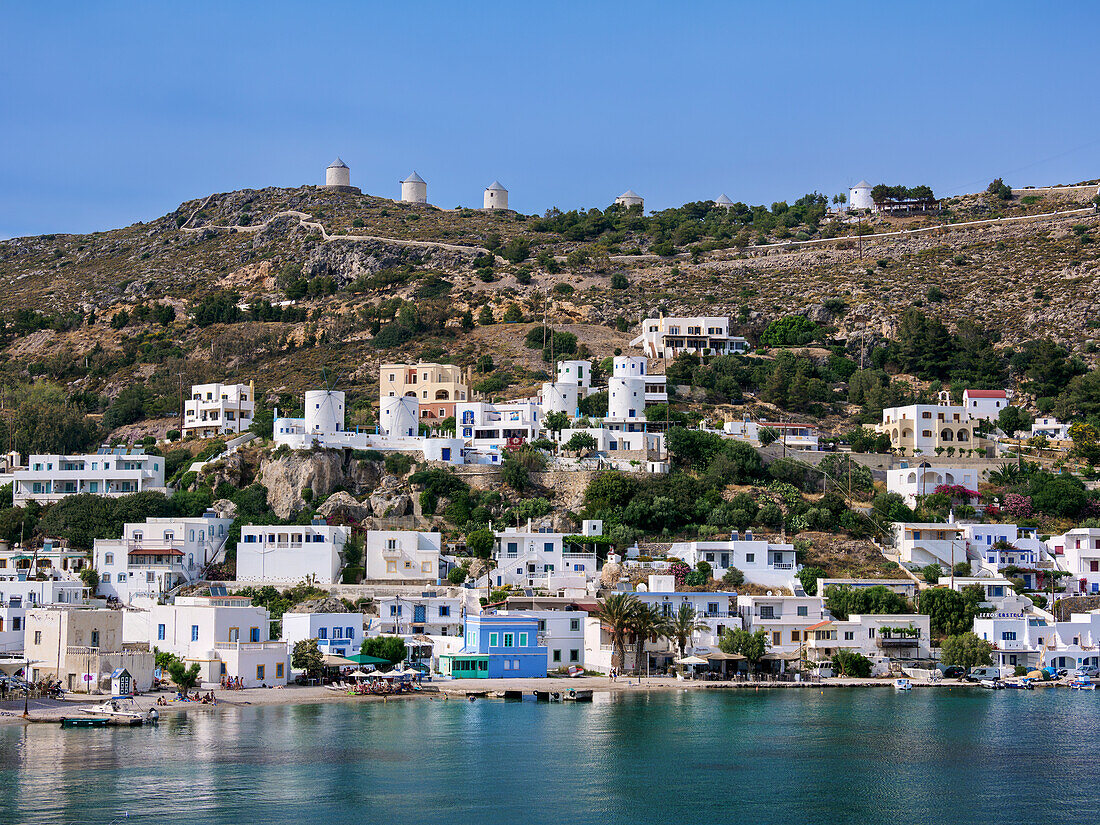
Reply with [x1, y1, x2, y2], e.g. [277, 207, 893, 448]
[766, 591, 773, 596]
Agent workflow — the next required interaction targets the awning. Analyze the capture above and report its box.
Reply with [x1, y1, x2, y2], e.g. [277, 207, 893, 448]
[702, 651, 746, 661]
[344, 653, 392, 666]
[322, 654, 355, 667]
[676, 655, 710, 665]
[128, 547, 183, 556]
[761, 650, 803, 661]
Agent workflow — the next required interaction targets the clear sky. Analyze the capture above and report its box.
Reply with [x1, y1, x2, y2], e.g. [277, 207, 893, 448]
[2, 1, 1098, 239]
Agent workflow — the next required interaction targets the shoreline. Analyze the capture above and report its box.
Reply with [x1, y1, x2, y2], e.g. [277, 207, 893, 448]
[1, 675, 1053, 725]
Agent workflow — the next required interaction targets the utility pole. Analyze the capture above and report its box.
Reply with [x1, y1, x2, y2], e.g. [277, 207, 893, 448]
[857, 212, 863, 260]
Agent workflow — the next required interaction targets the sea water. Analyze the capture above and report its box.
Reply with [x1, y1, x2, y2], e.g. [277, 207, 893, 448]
[1, 688, 1099, 824]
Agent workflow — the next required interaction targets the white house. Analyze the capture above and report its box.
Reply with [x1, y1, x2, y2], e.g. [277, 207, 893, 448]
[1031, 416, 1070, 440]
[124, 594, 288, 688]
[972, 610, 1100, 674]
[886, 464, 980, 507]
[10, 447, 166, 506]
[183, 382, 255, 438]
[890, 522, 967, 568]
[667, 535, 798, 590]
[235, 522, 350, 585]
[282, 612, 365, 659]
[364, 531, 443, 582]
[93, 512, 235, 602]
[1048, 528, 1100, 595]
[373, 592, 472, 637]
[937, 575, 1026, 612]
[723, 419, 819, 451]
[962, 523, 1042, 585]
[491, 525, 598, 589]
[456, 400, 542, 463]
[806, 613, 932, 669]
[630, 316, 748, 360]
[0, 579, 88, 654]
[961, 389, 1008, 422]
[0, 537, 87, 581]
[739, 594, 827, 655]
[815, 578, 918, 603]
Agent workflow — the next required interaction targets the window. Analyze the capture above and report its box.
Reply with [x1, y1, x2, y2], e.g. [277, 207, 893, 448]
[570, 649, 580, 663]
[489, 632, 499, 647]
[117, 573, 125, 582]
[868, 628, 876, 638]
[1001, 631, 1017, 641]
[504, 633, 514, 647]
[745, 553, 754, 564]
[276, 662, 284, 679]
[553, 649, 562, 662]
[191, 625, 199, 642]
[403, 561, 413, 570]
[519, 632, 528, 647]
[421, 561, 433, 573]
[157, 624, 166, 641]
[333, 627, 343, 639]
[771, 631, 781, 646]
[318, 627, 328, 639]
[759, 606, 774, 619]
[346, 627, 355, 639]
[439, 605, 451, 617]
[90, 630, 99, 647]
[386, 561, 398, 573]
[34, 630, 42, 645]
[257, 665, 265, 681]
[844, 631, 854, 641]
[102, 572, 110, 583]
[104, 553, 114, 565]
[570, 619, 580, 632]
[229, 627, 239, 642]
[797, 606, 808, 617]
[791, 631, 800, 642]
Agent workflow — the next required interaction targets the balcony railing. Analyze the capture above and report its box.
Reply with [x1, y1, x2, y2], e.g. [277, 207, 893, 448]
[876, 637, 920, 648]
[213, 641, 285, 651]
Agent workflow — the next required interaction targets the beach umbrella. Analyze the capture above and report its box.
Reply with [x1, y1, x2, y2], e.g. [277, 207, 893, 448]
[676, 655, 709, 666]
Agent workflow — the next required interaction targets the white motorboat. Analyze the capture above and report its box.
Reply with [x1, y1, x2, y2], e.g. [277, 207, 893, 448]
[81, 697, 157, 722]
[894, 679, 912, 691]
[979, 679, 1004, 690]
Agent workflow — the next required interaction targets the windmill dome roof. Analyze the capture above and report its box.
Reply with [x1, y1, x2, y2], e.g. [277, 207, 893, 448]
[486, 181, 507, 191]
[619, 189, 641, 199]
[402, 171, 426, 184]
[328, 157, 349, 169]
[714, 194, 734, 204]
[852, 179, 872, 189]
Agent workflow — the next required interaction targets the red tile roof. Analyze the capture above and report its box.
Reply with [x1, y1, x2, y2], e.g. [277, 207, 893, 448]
[965, 389, 1007, 398]
[805, 620, 833, 631]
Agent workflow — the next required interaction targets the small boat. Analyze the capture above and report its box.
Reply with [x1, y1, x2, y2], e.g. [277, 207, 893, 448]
[61, 716, 110, 728]
[894, 679, 912, 691]
[979, 679, 1004, 690]
[81, 697, 157, 723]
[1004, 679, 1034, 690]
[1070, 677, 1097, 691]
[562, 689, 593, 702]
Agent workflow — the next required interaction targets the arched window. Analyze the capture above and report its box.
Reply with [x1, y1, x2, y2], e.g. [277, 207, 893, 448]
[907, 472, 917, 483]
[940, 429, 954, 442]
[957, 429, 969, 442]
[435, 389, 449, 400]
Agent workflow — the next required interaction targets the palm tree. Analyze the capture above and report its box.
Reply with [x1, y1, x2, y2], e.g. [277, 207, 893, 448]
[629, 604, 670, 675]
[668, 604, 708, 667]
[597, 593, 638, 674]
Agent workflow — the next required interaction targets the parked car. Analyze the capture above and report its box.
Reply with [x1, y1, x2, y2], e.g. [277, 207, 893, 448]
[965, 667, 1002, 682]
[938, 665, 966, 679]
[1074, 666, 1100, 678]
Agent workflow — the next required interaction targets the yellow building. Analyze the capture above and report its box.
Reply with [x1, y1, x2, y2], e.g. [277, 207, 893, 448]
[380, 363, 468, 421]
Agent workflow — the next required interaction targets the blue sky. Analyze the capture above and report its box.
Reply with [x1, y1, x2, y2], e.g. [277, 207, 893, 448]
[2, 1, 1098, 238]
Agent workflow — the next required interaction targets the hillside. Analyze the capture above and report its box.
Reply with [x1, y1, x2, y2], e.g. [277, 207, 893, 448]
[0, 181, 1098, 429]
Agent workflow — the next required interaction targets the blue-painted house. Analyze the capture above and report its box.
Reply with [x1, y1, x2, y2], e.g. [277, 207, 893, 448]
[439, 614, 547, 678]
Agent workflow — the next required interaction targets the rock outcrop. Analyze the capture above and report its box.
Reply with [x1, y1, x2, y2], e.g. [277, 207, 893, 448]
[369, 475, 412, 517]
[316, 491, 374, 523]
[259, 449, 383, 519]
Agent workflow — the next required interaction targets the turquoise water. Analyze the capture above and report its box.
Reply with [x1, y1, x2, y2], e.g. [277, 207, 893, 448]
[2, 688, 1099, 824]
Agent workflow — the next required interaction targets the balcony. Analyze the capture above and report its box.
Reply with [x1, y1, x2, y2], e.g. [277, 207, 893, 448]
[876, 636, 920, 649]
[214, 641, 285, 652]
[771, 562, 794, 570]
[381, 545, 402, 557]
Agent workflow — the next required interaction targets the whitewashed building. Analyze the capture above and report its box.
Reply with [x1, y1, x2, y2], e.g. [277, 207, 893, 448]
[723, 419, 819, 451]
[236, 522, 350, 585]
[1049, 528, 1100, 595]
[963, 524, 1043, 586]
[739, 594, 828, 655]
[364, 531, 443, 582]
[491, 525, 598, 589]
[483, 181, 508, 210]
[667, 535, 798, 590]
[283, 612, 366, 659]
[630, 316, 748, 360]
[890, 522, 967, 568]
[0, 538, 87, 581]
[961, 389, 1008, 422]
[806, 613, 932, 668]
[849, 180, 873, 211]
[9, 448, 166, 506]
[0, 579, 88, 654]
[93, 512, 235, 602]
[124, 594, 288, 688]
[1031, 417, 1071, 440]
[615, 189, 644, 209]
[456, 400, 542, 463]
[373, 592, 472, 637]
[400, 171, 427, 204]
[886, 464, 980, 507]
[183, 382, 255, 438]
[878, 404, 975, 456]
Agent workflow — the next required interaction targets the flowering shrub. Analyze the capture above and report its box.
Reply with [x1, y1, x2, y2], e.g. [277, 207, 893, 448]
[1002, 493, 1034, 519]
[934, 484, 979, 501]
[667, 560, 691, 589]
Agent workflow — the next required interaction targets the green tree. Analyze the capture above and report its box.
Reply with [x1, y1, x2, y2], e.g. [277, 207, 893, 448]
[477, 305, 494, 325]
[167, 660, 201, 693]
[832, 649, 872, 677]
[610, 272, 629, 289]
[291, 638, 324, 678]
[721, 567, 745, 587]
[940, 632, 993, 669]
[544, 411, 569, 438]
[797, 566, 827, 596]
[500, 459, 530, 492]
[667, 603, 707, 666]
[564, 432, 598, 453]
[921, 564, 944, 585]
[598, 593, 639, 673]
[824, 585, 911, 621]
[628, 603, 670, 674]
[466, 527, 494, 559]
[362, 636, 408, 667]
[718, 627, 768, 670]
[502, 303, 524, 323]
[584, 471, 639, 513]
[501, 237, 531, 263]
[918, 587, 974, 637]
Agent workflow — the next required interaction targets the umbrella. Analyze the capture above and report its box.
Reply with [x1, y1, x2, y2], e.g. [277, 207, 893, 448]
[676, 655, 709, 666]
[702, 651, 745, 661]
[345, 653, 392, 666]
[322, 654, 355, 667]
[346, 669, 370, 679]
